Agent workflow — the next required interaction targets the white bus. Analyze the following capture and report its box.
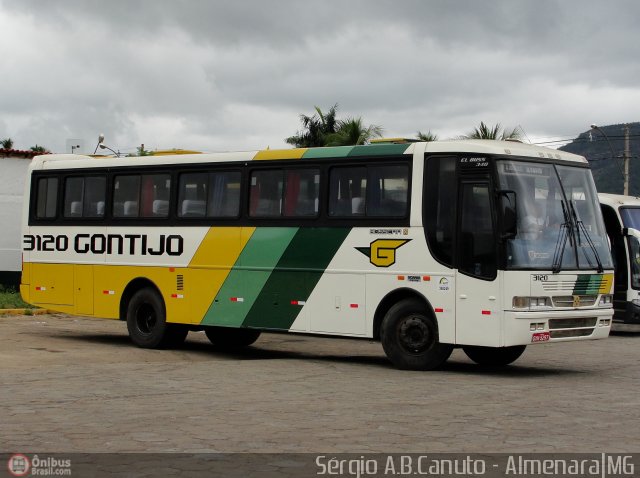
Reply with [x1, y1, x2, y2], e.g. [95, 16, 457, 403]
[21, 140, 614, 370]
[599, 193, 640, 331]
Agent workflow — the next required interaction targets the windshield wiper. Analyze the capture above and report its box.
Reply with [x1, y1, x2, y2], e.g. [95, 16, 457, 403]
[569, 200, 604, 273]
[552, 200, 571, 273]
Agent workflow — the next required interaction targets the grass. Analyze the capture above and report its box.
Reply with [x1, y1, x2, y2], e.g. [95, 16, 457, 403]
[0, 285, 34, 310]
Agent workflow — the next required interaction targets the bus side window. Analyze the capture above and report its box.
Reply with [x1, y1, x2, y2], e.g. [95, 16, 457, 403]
[178, 173, 207, 218]
[329, 167, 367, 217]
[459, 183, 497, 279]
[35, 177, 59, 219]
[250, 170, 283, 217]
[113, 175, 141, 218]
[283, 169, 320, 217]
[141, 174, 170, 218]
[64, 177, 84, 217]
[367, 164, 409, 217]
[424, 157, 457, 267]
[208, 171, 241, 217]
[64, 176, 107, 218]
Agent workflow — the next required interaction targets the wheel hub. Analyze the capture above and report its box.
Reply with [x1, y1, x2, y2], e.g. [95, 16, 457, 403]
[398, 316, 432, 354]
[136, 304, 156, 335]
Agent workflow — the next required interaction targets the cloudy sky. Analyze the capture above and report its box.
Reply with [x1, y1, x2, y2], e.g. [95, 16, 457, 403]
[1, 0, 639, 155]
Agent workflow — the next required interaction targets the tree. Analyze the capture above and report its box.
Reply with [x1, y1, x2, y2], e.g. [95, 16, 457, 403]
[416, 130, 438, 142]
[325, 117, 384, 146]
[30, 144, 50, 153]
[1, 138, 13, 149]
[285, 104, 339, 148]
[462, 122, 522, 141]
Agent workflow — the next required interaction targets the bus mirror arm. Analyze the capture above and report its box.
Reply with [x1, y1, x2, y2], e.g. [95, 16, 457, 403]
[497, 189, 517, 239]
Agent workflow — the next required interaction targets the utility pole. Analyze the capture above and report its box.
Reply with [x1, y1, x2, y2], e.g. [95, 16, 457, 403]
[623, 124, 630, 196]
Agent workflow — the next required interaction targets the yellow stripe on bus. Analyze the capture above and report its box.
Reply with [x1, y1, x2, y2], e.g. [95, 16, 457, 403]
[187, 227, 256, 323]
[253, 148, 307, 160]
[599, 273, 614, 294]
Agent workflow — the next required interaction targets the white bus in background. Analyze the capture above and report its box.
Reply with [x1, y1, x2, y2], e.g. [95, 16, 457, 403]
[599, 193, 640, 331]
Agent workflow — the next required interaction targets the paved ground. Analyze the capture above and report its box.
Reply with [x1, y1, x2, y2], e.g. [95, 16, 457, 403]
[1, 314, 639, 454]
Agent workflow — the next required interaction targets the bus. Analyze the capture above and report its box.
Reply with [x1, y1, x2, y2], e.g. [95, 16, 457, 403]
[20, 140, 615, 370]
[599, 193, 640, 331]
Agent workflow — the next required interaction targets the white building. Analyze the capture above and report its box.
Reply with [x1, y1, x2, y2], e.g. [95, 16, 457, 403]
[0, 149, 38, 287]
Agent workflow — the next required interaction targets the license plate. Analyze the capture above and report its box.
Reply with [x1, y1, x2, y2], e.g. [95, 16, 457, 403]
[531, 331, 550, 342]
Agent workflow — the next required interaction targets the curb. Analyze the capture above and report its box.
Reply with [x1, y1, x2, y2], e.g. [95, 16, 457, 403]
[0, 309, 51, 316]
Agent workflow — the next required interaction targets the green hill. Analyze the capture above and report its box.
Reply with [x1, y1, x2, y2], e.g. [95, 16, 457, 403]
[559, 122, 640, 196]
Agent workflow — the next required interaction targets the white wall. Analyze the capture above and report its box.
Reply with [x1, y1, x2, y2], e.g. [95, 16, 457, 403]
[0, 157, 31, 273]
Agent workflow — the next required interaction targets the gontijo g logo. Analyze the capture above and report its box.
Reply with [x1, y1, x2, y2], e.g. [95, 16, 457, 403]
[356, 239, 411, 267]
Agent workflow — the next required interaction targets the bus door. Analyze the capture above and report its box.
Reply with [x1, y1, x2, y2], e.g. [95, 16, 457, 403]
[455, 177, 502, 346]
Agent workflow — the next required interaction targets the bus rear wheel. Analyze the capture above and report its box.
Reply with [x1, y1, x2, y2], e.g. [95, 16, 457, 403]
[380, 299, 453, 370]
[462, 345, 526, 366]
[204, 326, 261, 349]
[126, 288, 188, 349]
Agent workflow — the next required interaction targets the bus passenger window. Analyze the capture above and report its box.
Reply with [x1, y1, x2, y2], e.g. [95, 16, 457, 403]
[283, 169, 320, 217]
[113, 175, 141, 218]
[140, 174, 170, 218]
[208, 171, 241, 217]
[250, 170, 283, 217]
[63, 176, 106, 218]
[329, 167, 367, 216]
[178, 173, 207, 217]
[35, 177, 59, 219]
[367, 165, 409, 217]
[64, 177, 84, 217]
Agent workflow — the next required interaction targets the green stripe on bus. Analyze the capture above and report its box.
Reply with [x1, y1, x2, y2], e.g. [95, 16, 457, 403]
[573, 274, 603, 295]
[301, 146, 354, 159]
[201, 227, 299, 327]
[348, 144, 411, 157]
[242, 227, 351, 330]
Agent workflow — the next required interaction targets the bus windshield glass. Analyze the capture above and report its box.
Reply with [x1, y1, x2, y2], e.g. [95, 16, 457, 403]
[620, 207, 640, 230]
[497, 160, 612, 270]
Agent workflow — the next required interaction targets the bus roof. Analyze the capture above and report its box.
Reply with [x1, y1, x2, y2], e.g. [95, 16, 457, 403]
[32, 139, 586, 170]
[599, 193, 640, 208]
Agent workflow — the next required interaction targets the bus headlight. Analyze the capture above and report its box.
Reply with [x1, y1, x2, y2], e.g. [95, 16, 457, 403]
[513, 296, 551, 309]
[598, 294, 613, 306]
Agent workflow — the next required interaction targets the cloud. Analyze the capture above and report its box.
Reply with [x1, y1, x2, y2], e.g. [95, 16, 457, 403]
[0, 0, 639, 153]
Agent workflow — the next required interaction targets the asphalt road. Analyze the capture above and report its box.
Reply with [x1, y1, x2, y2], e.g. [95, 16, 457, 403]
[1, 314, 639, 454]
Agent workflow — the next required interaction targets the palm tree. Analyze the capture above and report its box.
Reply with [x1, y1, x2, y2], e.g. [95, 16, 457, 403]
[285, 104, 339, 148]
[325, 117, 384, 146]
[30, 144, 50, 154]
[463, 122, 522, 141]
[416, 130, 438, 142]
[1, 138, 13, 149]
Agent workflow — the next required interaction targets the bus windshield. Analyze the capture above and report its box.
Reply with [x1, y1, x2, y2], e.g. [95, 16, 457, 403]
[620, 207, 640, 230]
[497, 160, 612, 271]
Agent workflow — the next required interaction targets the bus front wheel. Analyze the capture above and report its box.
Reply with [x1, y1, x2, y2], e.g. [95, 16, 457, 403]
[380, 299, 453, 370]
[126, 288, 188, 349]
[462, 345, 526, 366]
[204, 326, 261, 349]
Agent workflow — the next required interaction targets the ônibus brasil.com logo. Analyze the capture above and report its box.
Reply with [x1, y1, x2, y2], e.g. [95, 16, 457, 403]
[7, 454, 72, 476]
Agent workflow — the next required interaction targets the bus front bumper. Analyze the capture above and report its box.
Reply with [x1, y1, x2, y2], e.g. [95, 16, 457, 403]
[503, 308, 613, 347]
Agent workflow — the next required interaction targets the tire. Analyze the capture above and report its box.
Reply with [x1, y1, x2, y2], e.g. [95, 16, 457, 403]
[126, 288, 188, 349]
[204, 326, 261, 349]
[380, 299, 453, 370]
[463, 345, 526, 366]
